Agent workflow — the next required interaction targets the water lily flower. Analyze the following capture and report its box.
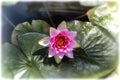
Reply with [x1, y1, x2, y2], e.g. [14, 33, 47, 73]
[39, 21, 77, 63]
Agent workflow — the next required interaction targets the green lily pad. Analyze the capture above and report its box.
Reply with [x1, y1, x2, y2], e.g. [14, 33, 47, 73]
[32, 20, 50, 35]
[11, 22, 33, 45]
[2, 43, 58, 79]
[20, 56, 61, 78]
[2, 43, 27, 78]
[59, 21, 118, 78]
[11, 20, 50, 46]
[17, 32, 47, 60]
[87, 2, 118, 41]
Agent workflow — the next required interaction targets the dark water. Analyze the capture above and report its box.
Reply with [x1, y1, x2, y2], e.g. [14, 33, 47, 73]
[2, 2, 94, 43]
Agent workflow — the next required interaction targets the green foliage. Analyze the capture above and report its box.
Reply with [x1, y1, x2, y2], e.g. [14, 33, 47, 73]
[2, 43, 27, 78]
[17, 32, 47, 60]
[11, 20, 49, 45]
[32, 20, 50, 35]
[87, 2, 118, 41]
[65, 21, 118, 78]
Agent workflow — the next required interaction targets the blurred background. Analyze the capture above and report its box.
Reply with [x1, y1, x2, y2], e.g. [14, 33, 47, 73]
[2, 0, 105, 43]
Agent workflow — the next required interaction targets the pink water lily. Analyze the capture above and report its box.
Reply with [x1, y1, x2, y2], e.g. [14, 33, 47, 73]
[39, 21, 77, 63]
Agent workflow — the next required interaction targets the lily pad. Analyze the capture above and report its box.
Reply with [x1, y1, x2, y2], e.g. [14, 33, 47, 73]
[17, 32, 47, 60]
[11, 20, 50, 45]
[32, 20, 50, 35]
[2, 43, 58, 79]
[87, 2, 118, 41]
[2, 43, 27, 78]
[11, 22, 33, 45]
[59, 21, 118, 78]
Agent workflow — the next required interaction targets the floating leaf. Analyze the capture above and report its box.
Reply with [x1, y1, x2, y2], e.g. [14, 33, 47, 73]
[2, 43, 59, 79]
[11, 22, 33, 45]
[32, 20, 50, 35]
[2, 43, 27, 78]
[17, 32, 47, 60]
[87, 2, 118, 41]
[57, 21, 118, 78]
[11, 20, 50, 46]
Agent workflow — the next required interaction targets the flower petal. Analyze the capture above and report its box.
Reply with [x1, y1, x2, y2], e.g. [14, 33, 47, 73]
[57, 21, 67, 31]
[50, 27, 59, 37]
[54, 55, 62, 63]
[65, 51, 73, 58]
[38, 37, 49, 46]
[70, 40, 77, 47]
[66, 45, 73, 51]
[60, 29, 69, 36]
[48, 48, 56, 58]
[58, 52, 65, 59]
[69, 31, 77, 39]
